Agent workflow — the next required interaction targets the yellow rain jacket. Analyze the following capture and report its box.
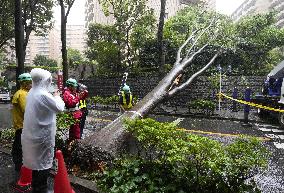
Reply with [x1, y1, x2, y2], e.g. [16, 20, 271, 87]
[121, 91, 133, 109]
[12, 88, 28, 130]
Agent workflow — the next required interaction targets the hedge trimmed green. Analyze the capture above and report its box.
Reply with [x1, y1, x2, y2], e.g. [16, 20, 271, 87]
[94, 118, 269, 193]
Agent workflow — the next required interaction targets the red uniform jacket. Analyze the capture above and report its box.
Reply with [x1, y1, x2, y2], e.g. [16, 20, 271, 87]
[63, 88, 88, 119]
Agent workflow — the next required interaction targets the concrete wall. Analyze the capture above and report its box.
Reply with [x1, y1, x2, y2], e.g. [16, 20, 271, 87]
[81, 75, 266, 110]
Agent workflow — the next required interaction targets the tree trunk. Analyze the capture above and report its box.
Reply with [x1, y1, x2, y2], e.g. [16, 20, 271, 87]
[60, 1, 68, 86]
[14, 0, 25, 89]
[157, 0, 166, 76]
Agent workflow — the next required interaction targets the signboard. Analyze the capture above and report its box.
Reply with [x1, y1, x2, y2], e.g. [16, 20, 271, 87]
[57, 70, 63, 91]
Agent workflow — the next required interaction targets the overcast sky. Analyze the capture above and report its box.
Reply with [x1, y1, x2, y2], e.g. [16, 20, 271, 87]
[216, 0, 245, 15]
[53, 0, 86, 26]
[53, 0, 245, 26]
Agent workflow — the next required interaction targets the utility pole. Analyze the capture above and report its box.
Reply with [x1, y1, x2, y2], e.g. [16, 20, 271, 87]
[14, 0, 25, 89]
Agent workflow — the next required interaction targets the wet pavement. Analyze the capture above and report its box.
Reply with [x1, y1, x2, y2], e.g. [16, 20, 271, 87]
[1, 104, 284, 192]
[0, 103, 12, 129]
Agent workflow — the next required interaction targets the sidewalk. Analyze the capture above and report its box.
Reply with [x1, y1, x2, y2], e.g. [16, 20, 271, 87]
[0, 150, 23, 193]
[0, 147, 99, 193]
[0, 148, 55, 193]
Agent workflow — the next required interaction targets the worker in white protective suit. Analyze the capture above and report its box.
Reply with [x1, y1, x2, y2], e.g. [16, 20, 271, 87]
[21, 68, 65, 193]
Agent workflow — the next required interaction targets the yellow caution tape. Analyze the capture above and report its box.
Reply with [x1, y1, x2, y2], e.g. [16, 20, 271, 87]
[218, 92, 284, 113]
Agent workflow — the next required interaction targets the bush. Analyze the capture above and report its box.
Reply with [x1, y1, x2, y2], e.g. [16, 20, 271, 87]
[89, 95, 138, 108]
[188, 99, 216, 115]
[94, 118, 269, 193]
[0, 128, 15, 141]
[55, 112, 77, 150]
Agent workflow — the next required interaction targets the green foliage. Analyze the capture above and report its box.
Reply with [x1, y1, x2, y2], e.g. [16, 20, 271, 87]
[137, 39, 177, 72]
[208, 73, 219, 89]
[67, 48, 84, 68]
[56, 112, 76, 132]
[94, 118, 269, 193]
[90, 95, 139, 107]
[33, 55, 58, 67]
[164, 7, 284, 75]
[90, 95, 119, 106]
[233, 12, 284, 75]
[22, 0, 54, 37]
[55, 112, 77, 150]
[86, 24, 120, 74]
[188, 99, 216, 114]
[163, 6, 236, 74]
[224, 136, 269, 190]
[0, 0, 14, 48]
[0, 128, 15, 141]
[87, 0, 156, 73]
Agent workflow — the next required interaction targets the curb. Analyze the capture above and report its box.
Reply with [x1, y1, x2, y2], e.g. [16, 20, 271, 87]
[69, 175, 100, 193]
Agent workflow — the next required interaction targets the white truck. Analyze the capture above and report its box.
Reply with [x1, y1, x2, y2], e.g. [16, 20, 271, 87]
[0, 88, 11, 103]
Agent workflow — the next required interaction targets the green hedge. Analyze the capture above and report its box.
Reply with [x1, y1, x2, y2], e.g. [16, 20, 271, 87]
[94, 118, 269, 193]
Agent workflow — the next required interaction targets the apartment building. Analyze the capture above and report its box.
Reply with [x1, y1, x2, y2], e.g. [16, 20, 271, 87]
[24, 25, 86, 65]
[231, 0, 284, 28]
[25, 30, 58, 65]
[85, 0, 115, 28]
[66, 25, 86, 53]
[271, 0, 284, 27]
[85, 0, 215, 28]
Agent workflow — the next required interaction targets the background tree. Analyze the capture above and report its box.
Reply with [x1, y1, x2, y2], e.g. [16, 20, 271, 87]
[157, 0, 166, 75]
[130, 11, 156, 71]
[67, 48, 84, 68]
[164, 8, 284, 75]
[0, 0, 14, 48]
[58, 0, 75, 85]
[0, 50, 8, 69]
[233, 12, 284, 75]
[33, 54, 58, 67]
[22, 0, 54, 54]
[99, 0, 153, 70]
[14, 0, 25, 89]
[85, 23, 120, 74]
[13, 0, 54, 88]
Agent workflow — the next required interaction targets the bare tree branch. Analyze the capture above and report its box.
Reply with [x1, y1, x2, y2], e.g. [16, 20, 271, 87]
[175, 30, 197, 65]
[65, 0, 75, 19]
[169, 52, 220, 96]
[185, 16, 218, 58]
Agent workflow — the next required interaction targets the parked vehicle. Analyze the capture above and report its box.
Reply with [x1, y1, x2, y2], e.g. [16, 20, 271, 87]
[0, 88, 11, 103]
[252, 60, 284, 127]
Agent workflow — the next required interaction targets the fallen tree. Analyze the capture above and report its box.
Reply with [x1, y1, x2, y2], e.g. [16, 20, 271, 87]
[82, 7, 284, 157]
[83, 13, 226, 156]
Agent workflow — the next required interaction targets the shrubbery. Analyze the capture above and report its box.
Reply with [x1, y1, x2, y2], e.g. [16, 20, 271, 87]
[94, 118, 269, 193]
[188, 99, 216, 115]
[89, 95, 138, 108]
[0, 128, 15, 141]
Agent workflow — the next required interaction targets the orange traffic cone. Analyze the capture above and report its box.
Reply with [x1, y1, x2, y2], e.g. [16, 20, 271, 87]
[13, 166, 32, 192]
[54, 150, 75, 193]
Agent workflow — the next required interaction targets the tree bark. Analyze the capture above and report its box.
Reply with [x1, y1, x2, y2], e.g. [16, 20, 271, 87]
[60, 1, 68, 86]
[157, 0, 166, 76]
[14, 0, 25, 89]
